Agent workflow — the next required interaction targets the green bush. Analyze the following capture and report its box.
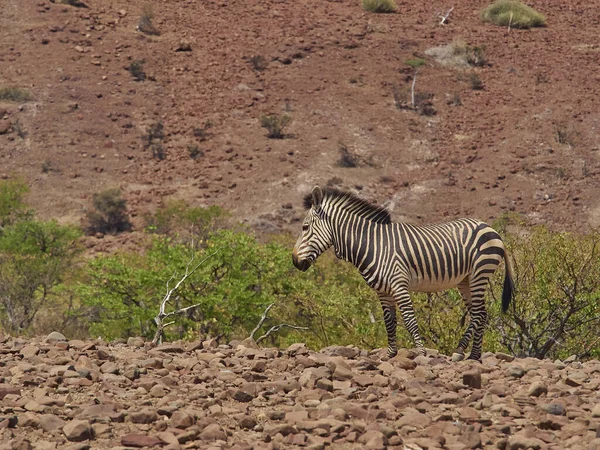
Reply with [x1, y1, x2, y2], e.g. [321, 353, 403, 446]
[481, 1, 546, 29]
[0, 179, 30, 227]
[260, 114, 291, 139]
[362, 0, 397, 13]
[85, 189, 132, 235]
[0, 220, 82, 333]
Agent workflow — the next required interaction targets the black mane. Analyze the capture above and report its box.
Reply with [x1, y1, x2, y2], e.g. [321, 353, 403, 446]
[303, 188, 392, 224]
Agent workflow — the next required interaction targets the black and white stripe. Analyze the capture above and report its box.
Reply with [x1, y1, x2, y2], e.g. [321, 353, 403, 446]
[292, 186, 514, 361]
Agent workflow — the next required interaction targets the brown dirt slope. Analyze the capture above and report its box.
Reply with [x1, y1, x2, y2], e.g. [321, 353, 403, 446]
[1, 0, 600, 242]
[0, 334, 599, 449]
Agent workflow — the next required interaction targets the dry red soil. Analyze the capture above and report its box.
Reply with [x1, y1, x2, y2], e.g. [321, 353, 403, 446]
[1, 0, 600, 244]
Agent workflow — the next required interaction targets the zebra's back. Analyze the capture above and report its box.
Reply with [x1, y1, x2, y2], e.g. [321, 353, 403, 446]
[390, 218, 504, 292]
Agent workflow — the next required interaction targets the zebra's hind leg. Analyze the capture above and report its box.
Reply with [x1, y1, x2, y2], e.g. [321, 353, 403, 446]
[466, 277, 490, 361]
[453, 279, 473, 362]
[378, 294, 398, 358]
[393, 287, 426, 356]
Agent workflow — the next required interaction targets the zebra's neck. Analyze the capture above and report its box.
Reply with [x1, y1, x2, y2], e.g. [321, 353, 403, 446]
[330, 213, 382, 270]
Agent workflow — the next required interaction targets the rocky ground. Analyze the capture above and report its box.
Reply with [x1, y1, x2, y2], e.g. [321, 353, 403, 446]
[0, 333, 599, 450]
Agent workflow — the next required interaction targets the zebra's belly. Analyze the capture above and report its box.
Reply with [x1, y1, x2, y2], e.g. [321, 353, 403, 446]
[409, 278, 463, 293]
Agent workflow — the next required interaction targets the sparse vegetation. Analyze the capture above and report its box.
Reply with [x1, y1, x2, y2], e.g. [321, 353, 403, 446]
[405, 58, 426, 69]
[556, 126, 576, 146]
[425, 41, 487, 68]
[188, 144, 204, 160]
[393, 85, 436, 116]
[451, 92, 462, 106]
[137, 4, 160, 36]
[249, 55, 268, 72]
[260, 113, 291, 139]
[0, 87, 31, 103]
[468, 73, 484, 90]
[0, 179, 30, 227]
[13, 119, 27, 139]
[193, 120, 213, 142]
[361, 0, 397, 13]
[142, 121, 166, 160]
[85, 189, 132, 235]
[337, 144, 358, 168]
[128, 60, 146, 82]
[481, 0, 546, 29]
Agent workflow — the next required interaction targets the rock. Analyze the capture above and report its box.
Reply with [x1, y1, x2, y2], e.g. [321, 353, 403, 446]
[506, 435, 545, 450]
[199, 423, 227, 441]
[592, 403, 600, 418]
[506, 365, 526, 378]
[176, 39, 192, 52]
[121, 433, 163, 447]
[170, 410, 193, 429]
[0, 121, 11, 135]
[527, 381, 548, 397]
[495, 352, 515, 362]
[463, 369, 482, 389]
[130, 408, 158, 423]
[45, 332, 67, 343]
[0, 384, 21, 399]
[39, 414, 66, 432]
[63, 420, 92, 442]
[541, 403, 566, 416]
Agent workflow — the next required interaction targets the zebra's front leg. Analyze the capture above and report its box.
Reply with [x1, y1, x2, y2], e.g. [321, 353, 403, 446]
[393, 287, 426, 356]
[378, 294, 398, 358]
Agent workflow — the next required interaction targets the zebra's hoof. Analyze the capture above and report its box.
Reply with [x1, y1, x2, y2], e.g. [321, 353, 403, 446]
[467, 354, 482, 362]
[451, 352, 465, 362]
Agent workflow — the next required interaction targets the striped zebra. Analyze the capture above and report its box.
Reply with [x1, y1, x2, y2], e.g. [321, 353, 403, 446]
[292, 186, 514, 361]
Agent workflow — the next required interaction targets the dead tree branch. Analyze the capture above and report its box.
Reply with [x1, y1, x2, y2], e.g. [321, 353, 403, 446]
[411, 70, 418, 108]
[249, 302, 308, 345]
[152, 249, 220, 345]
[439, 7, 454, 25]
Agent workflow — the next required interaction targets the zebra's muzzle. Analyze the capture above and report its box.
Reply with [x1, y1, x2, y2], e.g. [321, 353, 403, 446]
[292, 253, 311, 272]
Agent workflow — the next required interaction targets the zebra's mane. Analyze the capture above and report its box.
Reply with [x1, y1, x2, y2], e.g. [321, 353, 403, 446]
[303, 188, 392, 224]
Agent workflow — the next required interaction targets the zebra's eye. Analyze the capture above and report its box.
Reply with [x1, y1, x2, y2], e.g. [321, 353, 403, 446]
[302, 224, 309, 232]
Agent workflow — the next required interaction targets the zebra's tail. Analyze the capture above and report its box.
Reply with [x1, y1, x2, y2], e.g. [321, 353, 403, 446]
[501, 248, 515, 313]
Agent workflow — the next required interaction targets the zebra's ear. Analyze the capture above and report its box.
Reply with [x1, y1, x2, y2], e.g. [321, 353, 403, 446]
[311, 186, 323, 210]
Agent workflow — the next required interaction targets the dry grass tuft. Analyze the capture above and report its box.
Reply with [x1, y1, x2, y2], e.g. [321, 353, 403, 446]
[362, 0, 397, 14]
[481, 1, 546, 29]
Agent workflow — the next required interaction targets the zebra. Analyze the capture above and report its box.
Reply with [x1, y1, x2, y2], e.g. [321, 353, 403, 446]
[292, 186, 514, 361]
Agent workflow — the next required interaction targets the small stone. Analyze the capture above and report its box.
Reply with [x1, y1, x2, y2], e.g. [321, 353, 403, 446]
[541, 403, 566, 416]
[527, 381, 548, 397]
[463, 369, 482, 389]
[176, 39, 192, 52]
[170, 410, 193, 429]
[592, 403, 600, 418]
[0, 384, 21, 399]
[199, 423, 227, 441]
[130, 408, 158, 424]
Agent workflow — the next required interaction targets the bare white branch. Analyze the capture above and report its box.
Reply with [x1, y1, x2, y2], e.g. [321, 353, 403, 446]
[411, 70, 418, 108]
[256, 324, 309, 344]
[439, 7, 454, 25]
[152, 248, 220, 344]
[250, 303, 275, 340]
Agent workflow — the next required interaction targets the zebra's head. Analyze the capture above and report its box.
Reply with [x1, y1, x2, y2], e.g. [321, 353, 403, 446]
[292, 186, 333, 272]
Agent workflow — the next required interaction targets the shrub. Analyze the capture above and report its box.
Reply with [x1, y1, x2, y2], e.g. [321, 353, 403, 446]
[468, 73, 484, 90]
[260, 113, 291, 139]
[481, 1, 546, 29]
[142, 121, 166, 160]
[0, 220, 82, 333]
[144, 200, 226, 242]
[188, 144, 204, 160]
[425, 41, 487, 68]
[362, 0, 397, 13]
[59, 0, 87, 7]
[138, 4, 160, 35]
[193, 120, 212, 142]
[249, 55, 268, 71]
[0, 179, 30, 227]
[0, 87, 31, 103]
[405, 58, 426, 69]
[85, 189, 132, 235]
[128, 60, 146, 81]
[337, 144, 358, 168]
